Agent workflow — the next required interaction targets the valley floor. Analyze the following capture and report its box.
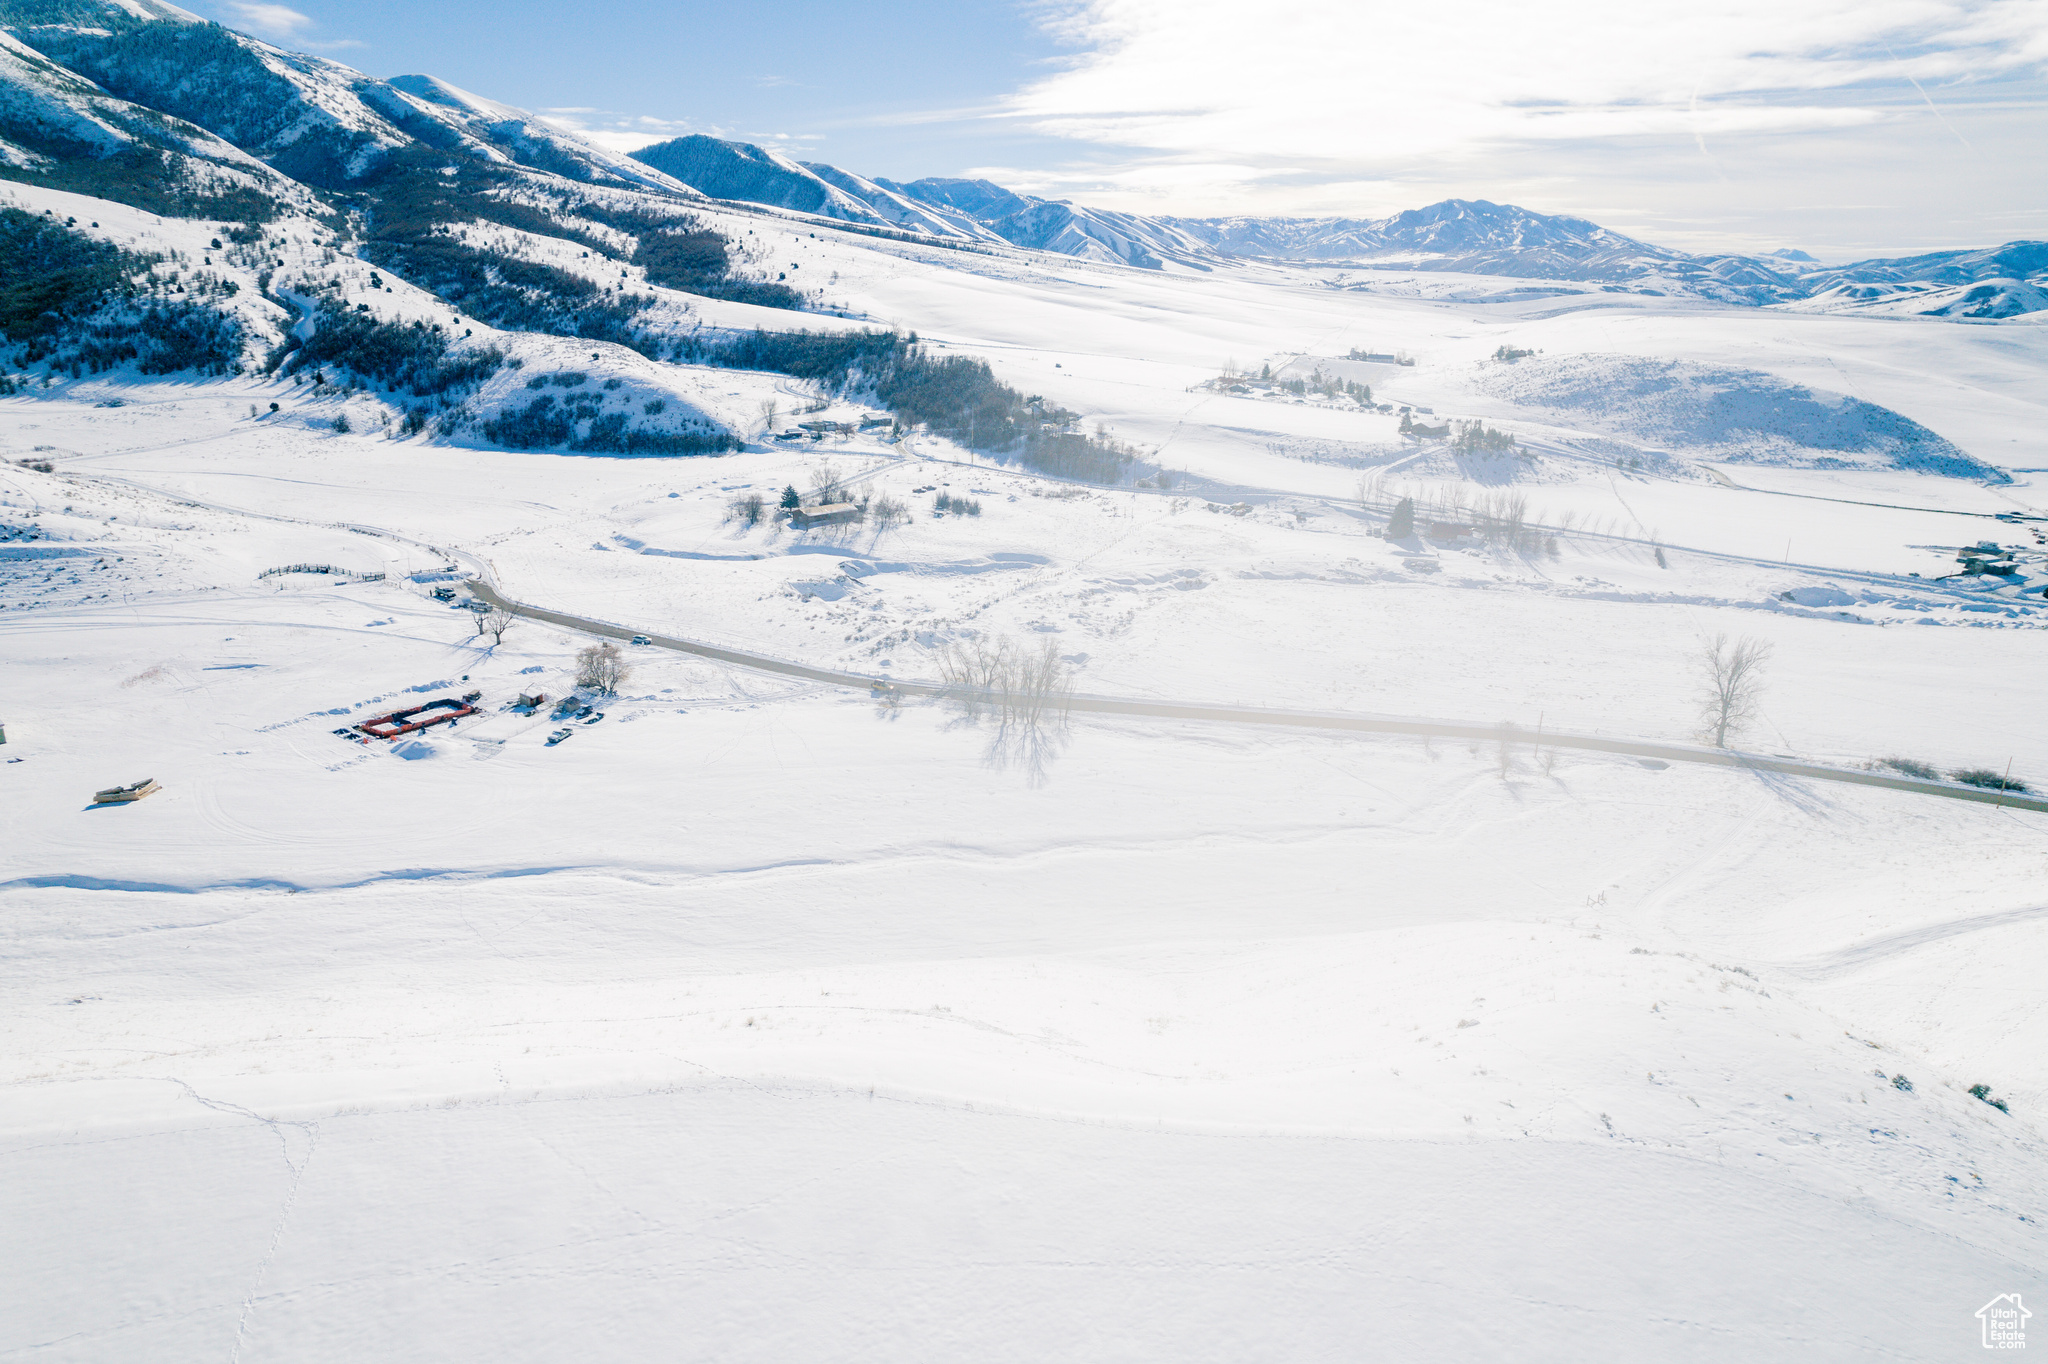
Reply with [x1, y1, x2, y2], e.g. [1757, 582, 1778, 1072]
[4, 246, 2047, 1362]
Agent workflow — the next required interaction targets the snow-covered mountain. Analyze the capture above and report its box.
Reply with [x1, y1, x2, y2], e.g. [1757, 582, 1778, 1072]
[626, 140, 1214, 268]
[0, 18, 316, 218]
[885, 177, 1220, 269]
[1178, 198, 1678, 268]
[0, 0, 692, 195]
[610, 143, 2044, 312]
[628, 136, 1006, 244]
[798, 162, 1006, 242]
[629, 136, 891, 227]
[1163, 199, 1822, 303]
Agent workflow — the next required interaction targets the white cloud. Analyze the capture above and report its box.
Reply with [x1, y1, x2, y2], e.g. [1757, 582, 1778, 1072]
[537, 109, 698, 154]
[1005, 0, 2048, 225]
[226, 3, 314, 37]
[540, 108, 827, 155]
[219, 3, 359, 49]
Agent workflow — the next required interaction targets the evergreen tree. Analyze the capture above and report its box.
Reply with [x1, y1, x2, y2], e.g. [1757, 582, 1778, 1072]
[1387, 496, 1415, 539]
[780, 484, 801, 510]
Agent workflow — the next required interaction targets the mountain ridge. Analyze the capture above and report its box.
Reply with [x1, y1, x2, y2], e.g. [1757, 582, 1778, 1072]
[622, 133, 2046, 313]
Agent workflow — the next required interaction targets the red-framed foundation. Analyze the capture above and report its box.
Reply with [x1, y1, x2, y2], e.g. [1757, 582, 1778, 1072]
[356, 698, 478, 740]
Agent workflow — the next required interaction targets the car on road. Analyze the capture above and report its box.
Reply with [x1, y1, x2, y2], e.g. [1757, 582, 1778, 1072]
[631, 634, 650, 646]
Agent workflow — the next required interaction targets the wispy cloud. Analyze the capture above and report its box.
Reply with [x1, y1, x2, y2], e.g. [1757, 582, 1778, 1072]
[226, 3, 312, 37]
[541, 107, 825, 155]
[1001, 0, 2048, 220]
[224, 3, 363, 50]
[539, 109, 704, 154]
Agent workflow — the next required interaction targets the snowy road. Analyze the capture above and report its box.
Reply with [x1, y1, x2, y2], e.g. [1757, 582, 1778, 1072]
[465, 579, 2048, 816]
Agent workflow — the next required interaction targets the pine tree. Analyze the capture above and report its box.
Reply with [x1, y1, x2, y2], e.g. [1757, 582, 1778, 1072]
[780, 484, 800, 510]
[1387, 496, 1415, 539]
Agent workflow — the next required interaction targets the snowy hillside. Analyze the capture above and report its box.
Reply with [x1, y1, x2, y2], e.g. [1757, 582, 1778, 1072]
[2, 3, 2048, 1361]
[0, 0, 693, 195]
[1469, 353, 2006, 479]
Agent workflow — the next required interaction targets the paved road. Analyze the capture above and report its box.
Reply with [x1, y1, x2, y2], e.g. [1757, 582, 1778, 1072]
[466, 579, 2048, 817]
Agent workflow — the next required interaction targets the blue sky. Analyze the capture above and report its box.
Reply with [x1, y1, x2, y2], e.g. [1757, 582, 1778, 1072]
[197, 1, 1081, 177]
[196, 1, 2048, 256]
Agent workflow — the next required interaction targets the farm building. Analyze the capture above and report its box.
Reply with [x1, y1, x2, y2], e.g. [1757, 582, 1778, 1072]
[789, 503, 863, 529]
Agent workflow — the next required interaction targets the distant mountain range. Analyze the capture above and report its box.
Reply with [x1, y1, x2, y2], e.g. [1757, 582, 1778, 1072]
[0, 1, 2041, 321]
[623, 136, 2047, 315]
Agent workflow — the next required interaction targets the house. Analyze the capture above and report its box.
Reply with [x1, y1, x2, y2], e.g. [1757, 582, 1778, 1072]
[789, 503, 864, 529]
[1955, 540, 2020, 575]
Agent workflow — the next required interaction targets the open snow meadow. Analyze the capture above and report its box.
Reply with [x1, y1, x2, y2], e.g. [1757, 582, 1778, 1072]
[3, 2, 2047, 1359]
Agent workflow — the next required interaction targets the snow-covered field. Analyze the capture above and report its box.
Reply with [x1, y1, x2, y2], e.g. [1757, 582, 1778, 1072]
[5, 210, 2047, 1361]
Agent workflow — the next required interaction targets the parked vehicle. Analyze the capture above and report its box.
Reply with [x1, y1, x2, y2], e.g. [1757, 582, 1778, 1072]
[431, 587, 457, 601]
[582, 712, 605, 725]
[546, 728, 573, 746]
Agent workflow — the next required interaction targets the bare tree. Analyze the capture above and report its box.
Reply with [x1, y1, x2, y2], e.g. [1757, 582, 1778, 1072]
[728, 491, 764, 525]
[937, 636, 1009, 719]
[999, 636, 1072, 734]
[575, 640, 632, 694]
[937, 635, 1071, 732]
[757, 398, 780, 434]
[1472, 490, 1535, 550]
[474, 606, 515, 644]
[808, 461, 844, 504]
[868, 492, 908, 530]
[1697, 633, 1772, 747]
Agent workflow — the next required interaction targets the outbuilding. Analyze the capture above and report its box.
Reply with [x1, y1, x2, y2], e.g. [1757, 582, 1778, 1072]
[789, 503, 864, 529]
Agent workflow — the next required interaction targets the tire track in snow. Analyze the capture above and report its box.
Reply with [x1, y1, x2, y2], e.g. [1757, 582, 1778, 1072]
[1775, 903, 2048, 980]
[153, 1079, 319, 1364]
